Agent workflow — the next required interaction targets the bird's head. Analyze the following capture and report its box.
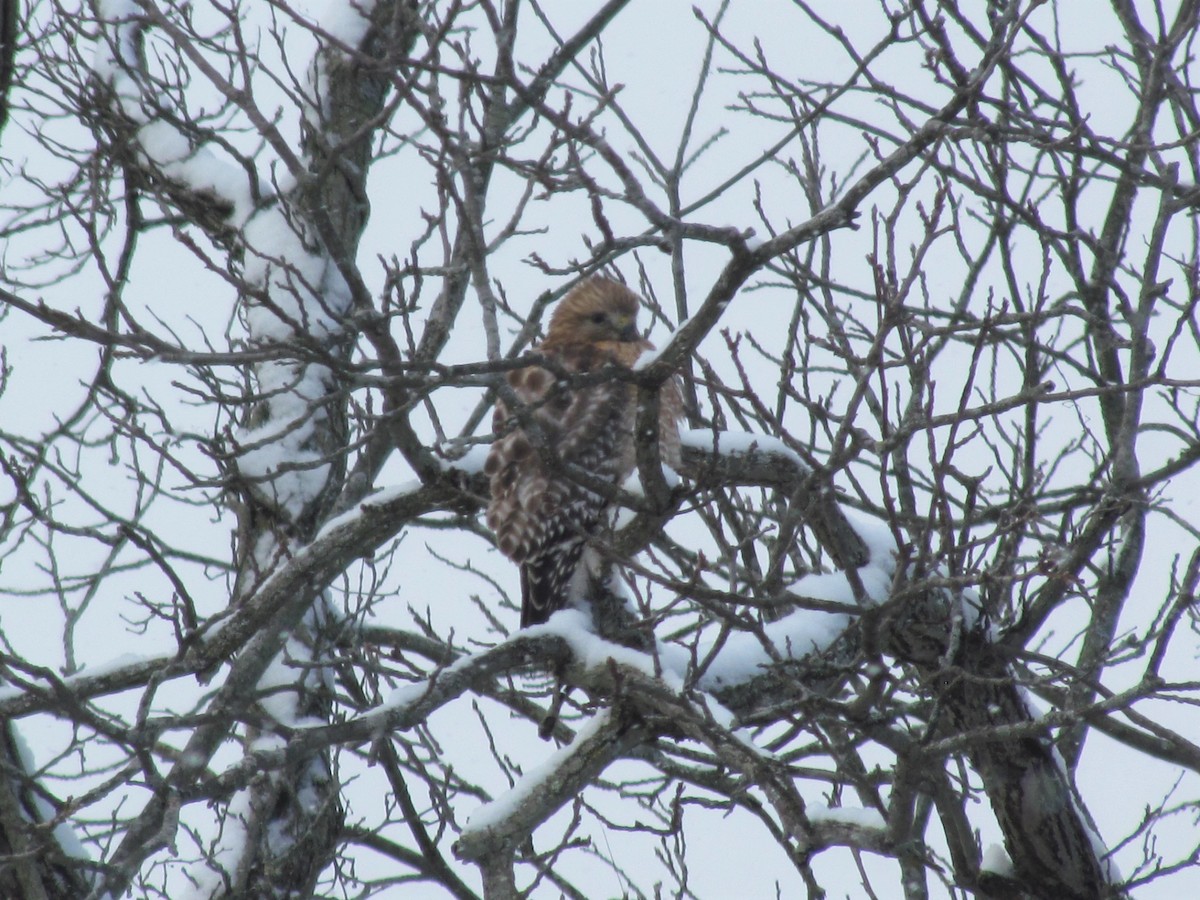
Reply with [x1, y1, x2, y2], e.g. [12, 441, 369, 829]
[544, 277, 643, 346]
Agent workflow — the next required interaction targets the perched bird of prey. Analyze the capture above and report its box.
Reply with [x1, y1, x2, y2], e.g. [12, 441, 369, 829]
[485, 277, 683, 627]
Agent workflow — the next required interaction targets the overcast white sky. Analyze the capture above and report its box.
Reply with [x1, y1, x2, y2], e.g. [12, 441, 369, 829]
[2, 1, 1199, 897]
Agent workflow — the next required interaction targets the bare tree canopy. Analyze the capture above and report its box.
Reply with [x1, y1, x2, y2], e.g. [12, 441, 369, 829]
[2, 1, 1199, 897]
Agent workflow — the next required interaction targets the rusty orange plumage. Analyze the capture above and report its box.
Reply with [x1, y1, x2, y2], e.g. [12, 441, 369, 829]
[484, 278, 683, 627]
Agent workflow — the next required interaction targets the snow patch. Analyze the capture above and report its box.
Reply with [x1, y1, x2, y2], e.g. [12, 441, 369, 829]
[92, 4, 256, 224]
[313, 480, 427, 542]
[981, 843, 1014, 876]
[679, 428, 807, 468]
[463, 709, 616, 836]
[178, 787, 254, 899]
[10, 729, 93, 866]
[808, 804, 887, 832]
[843, 507, 899, 568]
[696, 606, 853, 690]
[136, 122, 255, 222]
[533, 609, 686, 692]
[446, 443, 493, 476]
[686, 505, 898, 690]
[92, 0, 141, 79]
[384, 682, 430, 712]
[241, 209, 332, 338]
[233, 205, 353, 518]
[326, 0, 378, 48]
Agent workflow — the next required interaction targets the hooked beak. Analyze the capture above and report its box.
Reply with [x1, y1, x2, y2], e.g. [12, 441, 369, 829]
[618, 319, 639, 341]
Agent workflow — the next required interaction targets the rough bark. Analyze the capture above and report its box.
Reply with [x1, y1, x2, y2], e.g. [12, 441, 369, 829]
[0, 724, 89, 900]
[227, 4, 423, 898]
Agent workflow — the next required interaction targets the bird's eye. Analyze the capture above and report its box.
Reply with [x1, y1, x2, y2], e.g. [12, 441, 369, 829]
[589, 312, 607, 324]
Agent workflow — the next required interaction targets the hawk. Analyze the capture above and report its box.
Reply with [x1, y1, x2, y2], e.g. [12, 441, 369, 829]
[485, 278, 683, 627]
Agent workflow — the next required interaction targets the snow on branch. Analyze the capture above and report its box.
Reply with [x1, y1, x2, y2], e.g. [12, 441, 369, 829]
[454, 708, 638, 865]
[92, 1, 257, 225]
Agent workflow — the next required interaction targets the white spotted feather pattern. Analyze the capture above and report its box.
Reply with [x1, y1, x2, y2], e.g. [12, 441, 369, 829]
[485, 279, 683, 627]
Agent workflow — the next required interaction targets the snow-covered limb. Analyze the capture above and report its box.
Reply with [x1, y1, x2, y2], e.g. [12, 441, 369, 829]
[232, 201, 352, 523]
[536, 609, 683, 688]
[451, 621, 800, 869]
[175, 774, 256, 900]
[196, 593, 868, 774]
[78, 4, 430, 895]
[92, 2, 257, 228]
[981, 843, 1015, 879]
[0, 480, 453, 726]
[679, 426, 805, 463]
[188, 627, 591, 786]
[808, 804, 887, 831]
[0, 652, 171, 719]
[690, 505, 900, 690]
[672, 424, 1119, 893]
[313, 479, 428, 542]
[692, 604, 856, 691]
[675, 428, 870, 573]
[187, 478, 460, 687]
[0, 723, 91, 896]
[91, 0, 355, 524]
[804, 805, 893, 854]
[454, 708, 643, 866]
[450, 624, 900, 885]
